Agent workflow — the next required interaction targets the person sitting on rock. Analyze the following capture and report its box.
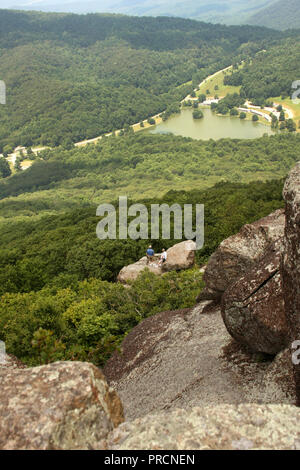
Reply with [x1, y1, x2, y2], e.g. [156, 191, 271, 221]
[146, 245, 155, 264]
[159, 249, 167, 267]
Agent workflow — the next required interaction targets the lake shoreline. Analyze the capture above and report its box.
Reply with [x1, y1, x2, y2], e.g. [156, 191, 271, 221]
[146, 107, 276, 141]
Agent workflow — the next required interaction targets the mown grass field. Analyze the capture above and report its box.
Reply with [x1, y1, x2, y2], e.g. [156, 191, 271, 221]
[272, 97, 300, 125]
[197, 67, 241, 99]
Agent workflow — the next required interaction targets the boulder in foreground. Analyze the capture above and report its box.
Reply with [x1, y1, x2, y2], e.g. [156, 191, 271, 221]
[0, 361, 124, 450]
[104, 404, 300, 450]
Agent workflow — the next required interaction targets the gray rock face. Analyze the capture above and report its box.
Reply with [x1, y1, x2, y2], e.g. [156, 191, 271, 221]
[117, 240, 196, 284]
[104, 303, 247, 421]
[198, 209, 285, 302]
[105, 404, 300, 450]
[104, 302, 294, 422]
[162, 240, 196, 272]
[221, 240, 288, 355]
[0, 353, 27, 371]
[0, 361, 124, 450]
[255, 349, 297, 404]
[117, 256, 162, 283]
[281, 162, 300, 406]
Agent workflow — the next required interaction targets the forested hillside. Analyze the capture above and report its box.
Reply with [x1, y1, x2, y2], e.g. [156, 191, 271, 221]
[224, 39, 300, 103]
[0, 10, 298, 370]
[248, 0, 300, 30]
[0, 131, 298, 300]
[0, 133, 298, 213]
[0, 176, 285, 365]
[5, 0, 276, 25]
[0, 10, 283, 150]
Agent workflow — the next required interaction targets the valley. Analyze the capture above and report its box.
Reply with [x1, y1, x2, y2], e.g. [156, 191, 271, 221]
[4, 62, 298, 175]
[0, 10, 300, 448]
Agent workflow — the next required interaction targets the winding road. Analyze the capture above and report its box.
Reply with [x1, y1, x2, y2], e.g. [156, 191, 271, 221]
[2, 65, 296, 169]
[75, 65, 234, 148]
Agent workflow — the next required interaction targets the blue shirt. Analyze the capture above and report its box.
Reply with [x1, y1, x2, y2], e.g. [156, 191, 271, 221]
[147, 249, 154, 256]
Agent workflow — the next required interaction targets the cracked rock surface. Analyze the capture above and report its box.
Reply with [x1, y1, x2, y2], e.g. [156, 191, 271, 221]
[198, 209, 285, 303]
[104, 302, 295, 421]
[221, 239, 288, 355]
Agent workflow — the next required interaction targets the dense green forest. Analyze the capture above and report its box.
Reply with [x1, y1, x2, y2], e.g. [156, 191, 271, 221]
[4, 0, 278, 26]
[0, 10, 299, 370]
[248, 0, 300, 31]
[224, 40, 300, 103]
[0, 133, 298, 211]
[0, 176, 285, 365]
[0, 10, 285, 149]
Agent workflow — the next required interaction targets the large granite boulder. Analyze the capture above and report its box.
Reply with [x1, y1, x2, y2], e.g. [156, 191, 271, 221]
[281, 162, 300, 406]
[0, 361, 124, 450]
[221, 240, 288, 355]
[117, 256, 162, 283]
[104, 404, 300, 450]
[162, 240, 196, 272]
[198, 209, 285, 302]
[117, 240, 196, 284]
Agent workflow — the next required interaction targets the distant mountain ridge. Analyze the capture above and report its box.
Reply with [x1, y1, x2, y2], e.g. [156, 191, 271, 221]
[5, 0, 278, 25]
[247, 0, 300, 30]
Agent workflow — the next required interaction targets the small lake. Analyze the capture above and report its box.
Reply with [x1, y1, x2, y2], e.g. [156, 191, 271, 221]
[148, 107, 276, 140]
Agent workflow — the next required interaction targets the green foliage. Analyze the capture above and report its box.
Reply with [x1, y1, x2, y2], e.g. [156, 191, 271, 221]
[213, 93, 245, 115]
[279, 110, 286, 121]
[0, 269, 204, 366]
[224, 39, 300, 102]
[271, 114, 279, 129]
[230, 108, 239, 116]
[248, 0, 300, 31]
[14, 157, 22, 172]
[0, 133, 298, 206]
[31, 328, 67, 364]
[192, 109, 204, 119]
[0, 157, 11, 178]
[0, 168, 286, 367]
[286, 119, 296, 132]
[0, 11, 295, 372]
[0, 165, 286, 295]
[163, 102, 181, 120]
[0, 10, 282, 149]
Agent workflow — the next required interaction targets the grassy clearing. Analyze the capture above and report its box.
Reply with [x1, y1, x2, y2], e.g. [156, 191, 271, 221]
[197, 67, 241, 99]
[21, 160, 34, 170]
[132, 116, 163, 133]
[272, 96, 300, 123]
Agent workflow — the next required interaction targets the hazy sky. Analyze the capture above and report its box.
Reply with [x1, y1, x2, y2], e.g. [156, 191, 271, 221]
[1, 0, 276, 26]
